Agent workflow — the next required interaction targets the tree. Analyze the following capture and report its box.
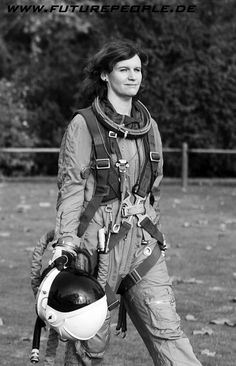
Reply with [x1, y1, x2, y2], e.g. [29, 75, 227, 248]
[0, 0, 235, 177]
[0, 79, 37, 175]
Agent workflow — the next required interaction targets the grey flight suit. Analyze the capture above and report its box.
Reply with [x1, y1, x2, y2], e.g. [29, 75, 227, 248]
[55, 114, 202, 366]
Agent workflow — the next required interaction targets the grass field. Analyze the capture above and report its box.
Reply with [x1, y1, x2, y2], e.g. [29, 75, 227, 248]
[0, 181, 236, 366]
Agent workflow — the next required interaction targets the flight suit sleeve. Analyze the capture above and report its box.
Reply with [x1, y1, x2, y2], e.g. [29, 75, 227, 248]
[55, 115, 93, 243]
[30, 230, 55, 296]
[150, 120, 163, 227]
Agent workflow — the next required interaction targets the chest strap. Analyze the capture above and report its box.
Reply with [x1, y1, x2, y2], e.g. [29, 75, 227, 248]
[107, 214, 165, 253]
[107, 190, 165, 252]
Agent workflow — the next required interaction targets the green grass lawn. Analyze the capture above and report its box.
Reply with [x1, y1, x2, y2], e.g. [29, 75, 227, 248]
[0, 181, 236, 365]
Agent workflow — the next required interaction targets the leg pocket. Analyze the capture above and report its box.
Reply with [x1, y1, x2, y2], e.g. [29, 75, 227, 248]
[145, 286, 183, 339]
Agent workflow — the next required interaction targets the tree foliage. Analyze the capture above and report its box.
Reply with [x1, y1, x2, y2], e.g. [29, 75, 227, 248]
[0, 0, 235, 177]
[0, 78, 37, 175]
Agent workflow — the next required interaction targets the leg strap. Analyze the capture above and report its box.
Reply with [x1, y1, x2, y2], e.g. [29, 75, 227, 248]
[117, 244, 162, 295]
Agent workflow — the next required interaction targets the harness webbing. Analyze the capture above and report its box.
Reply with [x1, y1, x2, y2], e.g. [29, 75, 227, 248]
[117, 243, 162, 295]
[132, 126, 160, 197]
[135, 136, 152, 197]
[103, 131, 121, 201]
[76, 108, 110, 238]
[71, 107, 165, 320]
[107, 221, 132, 251]
[74, 107, 161, 244]
[139, 216, 164, 246]
[148, 129, 160, 188]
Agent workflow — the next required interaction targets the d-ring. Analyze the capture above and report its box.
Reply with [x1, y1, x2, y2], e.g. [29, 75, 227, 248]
[143, 246, 152, 256]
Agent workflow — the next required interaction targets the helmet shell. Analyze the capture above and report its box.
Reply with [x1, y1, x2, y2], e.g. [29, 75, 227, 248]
[36, 268, 107, 340]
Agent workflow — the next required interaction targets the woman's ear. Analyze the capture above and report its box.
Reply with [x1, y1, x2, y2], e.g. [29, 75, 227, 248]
[101, 72, 108, 82]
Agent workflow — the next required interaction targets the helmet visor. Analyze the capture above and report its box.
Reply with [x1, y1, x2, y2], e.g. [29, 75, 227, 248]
[48, 269, 105, 312]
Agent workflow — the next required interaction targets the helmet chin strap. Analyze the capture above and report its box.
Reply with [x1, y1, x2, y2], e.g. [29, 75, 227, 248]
[92, 97, 152, 139]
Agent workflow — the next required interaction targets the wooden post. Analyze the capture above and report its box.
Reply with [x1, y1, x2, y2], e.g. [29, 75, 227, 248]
[182, 142, 188, 190]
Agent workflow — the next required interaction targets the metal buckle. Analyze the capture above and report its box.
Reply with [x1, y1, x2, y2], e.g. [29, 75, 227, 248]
[95, 158, 110, 169]
[137, 213, 149, 227]
[121, 205, 129, 217]
[143, 246, 152, 256]
[150, 152, 160, 162]
[112, 224, 120, 233]
[129, 269, 142, 284]
[108, 131, 117, 138]
[116, 159, 129, 173]
[105, 205, 112, 213]
[122, 204, 145, 218]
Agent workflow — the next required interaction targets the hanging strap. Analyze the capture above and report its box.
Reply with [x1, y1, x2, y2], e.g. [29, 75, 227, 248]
[115, 296, 127, 337]
[139, 217, 164, 246]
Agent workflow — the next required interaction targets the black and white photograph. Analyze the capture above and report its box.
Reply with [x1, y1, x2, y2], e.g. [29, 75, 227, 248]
[0, 1, 235, 365]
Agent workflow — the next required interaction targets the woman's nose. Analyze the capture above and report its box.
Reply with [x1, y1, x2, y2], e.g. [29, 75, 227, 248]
[128, 70, 136, 80]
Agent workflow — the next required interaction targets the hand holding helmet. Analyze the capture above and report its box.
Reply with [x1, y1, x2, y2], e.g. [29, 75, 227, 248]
[50, 236, 80, 269]
[36, 236, 107, 342]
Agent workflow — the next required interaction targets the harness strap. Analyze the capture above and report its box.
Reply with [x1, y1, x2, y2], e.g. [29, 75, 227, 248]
[74, 108, 161, 238]
[103, 129, 122, 201]
[107, 194, 165, 253]
[107, 130, 122, 160]
[108, 221, 132, 251]
[133, 125, 160, 198]
[116, 296, 127, 337]
[134, 136, 151, 197]
[148, 127, 160, 186]
[138, 216, 165, 248]
[76, 108, 110, 238]
[105, 282, 120, 311]
[117, 243, 162, 295]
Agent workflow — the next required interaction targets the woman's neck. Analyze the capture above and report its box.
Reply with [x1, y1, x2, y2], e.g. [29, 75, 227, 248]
[107, 93, 132, 116]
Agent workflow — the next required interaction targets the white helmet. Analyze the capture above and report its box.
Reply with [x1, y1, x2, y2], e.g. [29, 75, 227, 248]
[36, 267, 107, 341]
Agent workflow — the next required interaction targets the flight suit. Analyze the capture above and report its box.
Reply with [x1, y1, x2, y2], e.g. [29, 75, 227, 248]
[55, 112, 202, 366]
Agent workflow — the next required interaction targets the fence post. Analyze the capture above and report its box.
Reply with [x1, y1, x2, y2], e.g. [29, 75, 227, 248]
[182, 142, 188, 190]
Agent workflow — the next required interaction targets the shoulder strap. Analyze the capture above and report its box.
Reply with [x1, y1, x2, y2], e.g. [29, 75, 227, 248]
[133, 124, 160, 197]
[74, 108, 111, 237]
[148, 124, 161, 186]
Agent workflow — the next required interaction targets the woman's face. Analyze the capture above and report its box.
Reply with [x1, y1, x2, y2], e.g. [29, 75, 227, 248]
[102, 54, 142, 100]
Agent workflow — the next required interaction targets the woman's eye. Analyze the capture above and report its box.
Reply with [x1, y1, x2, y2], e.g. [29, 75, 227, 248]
[119, 68, 141, 72]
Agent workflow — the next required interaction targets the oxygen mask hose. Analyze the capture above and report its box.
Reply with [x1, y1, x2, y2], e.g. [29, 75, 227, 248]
[30, 316, 46, 363]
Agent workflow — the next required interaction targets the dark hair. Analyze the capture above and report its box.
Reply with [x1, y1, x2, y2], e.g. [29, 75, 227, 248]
[81, 40, 148, 104]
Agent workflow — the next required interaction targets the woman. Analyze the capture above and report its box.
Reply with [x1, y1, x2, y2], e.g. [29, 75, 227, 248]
[53, 40, 202, 366]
